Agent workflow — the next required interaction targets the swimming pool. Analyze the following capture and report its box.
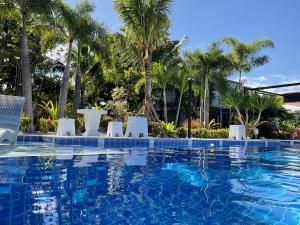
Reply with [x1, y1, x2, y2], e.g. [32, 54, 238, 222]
[0, 144, 299, 224]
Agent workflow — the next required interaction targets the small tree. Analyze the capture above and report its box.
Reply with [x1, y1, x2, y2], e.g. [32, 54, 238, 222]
[105, 87, 129, 121]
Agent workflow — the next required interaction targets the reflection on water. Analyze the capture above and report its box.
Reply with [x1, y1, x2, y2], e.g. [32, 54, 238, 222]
[0, 146, 299, 224]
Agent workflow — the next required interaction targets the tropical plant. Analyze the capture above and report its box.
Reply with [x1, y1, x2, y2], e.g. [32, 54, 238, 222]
[222, 37, 274, 89]
[105, 87, 130, 121]
[39, 100, 58, 120]
[44, 0, 96, 118]
[2, 0, 55, 131]
[38, 117, 57, 133]
[222, 88, 279, 136]
[161, 121, 177, 137]
[293, 128, 300, 140]
[114, 0, 172, 119]
[20, 113, 31, 133]
[191, 128, 229, 139]
[152, 62, 175, 121]
[185, 43, 232, 128]
[171, 63, 189, 127]
[73, 13, 107, 115]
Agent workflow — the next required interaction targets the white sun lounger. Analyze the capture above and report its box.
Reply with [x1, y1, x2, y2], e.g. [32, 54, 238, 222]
[125, 116, 148, 138]
[0, 95, 25, 144]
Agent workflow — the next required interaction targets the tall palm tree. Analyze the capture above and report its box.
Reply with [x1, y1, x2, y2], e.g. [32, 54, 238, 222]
[114, 0, 172, 119]
[186, 43, 231, 128]
[171, 63, 189, 127]
[152, 62, 173, 121]
[52, 0, 95, 118]
[3, 0, 54, 131]
[223, 37, 274, 90]
[73, 17, 107, 115]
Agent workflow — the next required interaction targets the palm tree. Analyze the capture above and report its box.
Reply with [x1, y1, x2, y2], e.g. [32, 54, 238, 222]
[114, 0, 172, 120]
[48, 0, 96, 118]
[152, 62, 174, 121]
[3, 0, 54, 131]
[185, 43, 231, 128]
[171, 63, 189, 127]
[223, 37, 274, 90]
[73, 17, 107, 115]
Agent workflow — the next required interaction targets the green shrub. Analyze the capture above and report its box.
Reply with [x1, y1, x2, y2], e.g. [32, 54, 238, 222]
[161, 122, 177, 137]
[190, 128, 229, 139]
[38, 118, 57, 133]
[21, 113, 31, 132]
[76, 116, 85, 134]
[178, 127, 187, 138]
[101, 115, 114, 128]
[149, 122, 163, 137]
[293, 128, 300, 140]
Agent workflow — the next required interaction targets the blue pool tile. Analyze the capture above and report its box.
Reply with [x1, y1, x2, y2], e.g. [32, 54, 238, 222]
[294, 140, 300, 145]
[192, 140, 220, 148]
[247, 141, 266, 147]
[222, 140, 245, 147]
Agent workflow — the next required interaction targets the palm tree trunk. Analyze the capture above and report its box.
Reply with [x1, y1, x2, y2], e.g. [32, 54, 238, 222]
[235, 107, 244, 125]
[175, 88, 183, 127]
[253, 110, 262, 128]
[199, 97, 203, 128]
[238, 70, 242, 92]
[143, 52, 152, 117]
[58, 40, 73, 119]
[73, 43, 81, 116]
[203, 74, 209, 128]
[163, 87, 168, 121]
[21, 13, 34, 132]
[245, 109, 249, 124]
[80, 86, 85, 108]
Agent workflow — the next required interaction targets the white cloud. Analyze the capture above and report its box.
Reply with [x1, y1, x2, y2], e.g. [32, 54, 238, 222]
[242, 73, 300, 94]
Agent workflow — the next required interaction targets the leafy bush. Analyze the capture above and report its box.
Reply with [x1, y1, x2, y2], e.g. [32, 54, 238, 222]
[293, 128, 300, 140]
[38, 100, 58, 120]
[21, 113, 31, 133]
[182, 118, 202, 129]
[178, 127, 187, 138]
[105, 87, 130, 121]
[149, 122, 163, 137]
[75, 116, 85, 134]
[101, 115, 114, 128]
[191, 128, 229, 139]
[182, 119, 220, 129]
[161, 122, 177, 137]
[38, 118, 57, 133]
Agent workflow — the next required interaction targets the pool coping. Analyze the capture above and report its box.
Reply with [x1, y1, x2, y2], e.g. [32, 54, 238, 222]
[16, 135, 300, 149]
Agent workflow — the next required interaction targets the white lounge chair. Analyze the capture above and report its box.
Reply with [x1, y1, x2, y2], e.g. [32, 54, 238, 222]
[107, 121, 123, 137]
[229, 125, 246, 140]
[57, 119, 76, 136]
[125, 116, 148, 138]
[0, 95, 25, 144]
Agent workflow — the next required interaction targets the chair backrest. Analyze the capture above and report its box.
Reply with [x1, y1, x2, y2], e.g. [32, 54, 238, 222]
[0, 95, 25, 131]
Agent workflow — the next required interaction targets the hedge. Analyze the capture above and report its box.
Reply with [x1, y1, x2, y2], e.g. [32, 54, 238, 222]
[190, 128, 229, 139]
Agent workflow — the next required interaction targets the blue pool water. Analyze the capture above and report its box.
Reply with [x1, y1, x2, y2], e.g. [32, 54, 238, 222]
[0, 145, 299, 224]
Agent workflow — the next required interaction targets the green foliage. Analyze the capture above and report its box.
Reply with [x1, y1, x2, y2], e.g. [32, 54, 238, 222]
[222, 36, 274, 85]
[191, 128, 229, 139]
[75, 116, 85, 134]
[105, 87, 130, 121]
[38, 100, 58, 120]
[20, 113, 31, 132]
[100, 115, 114, 128]
[113, 0, 172, 56]
[94, 103, 103, 110]
[38, 118, 57, 133]
[161, 122, 177, 137]
[293, 128, 300, 140]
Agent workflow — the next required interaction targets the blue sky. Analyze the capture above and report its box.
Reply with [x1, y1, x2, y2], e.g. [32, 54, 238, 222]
[68, 0, 300, 93]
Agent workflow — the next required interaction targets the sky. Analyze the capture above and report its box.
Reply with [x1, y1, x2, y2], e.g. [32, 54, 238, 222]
[67, 0, 300, 94]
